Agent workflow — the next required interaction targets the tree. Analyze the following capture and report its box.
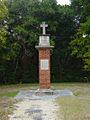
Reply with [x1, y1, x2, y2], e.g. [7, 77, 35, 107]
[51, 5, 77, 82]
[70, 0, 90, 70]
[0, 0, 8, 51]
[0, 0, 9, 84]
[3, 0, 58, 83]
[70, 16, 90, 71]
[0, 0, 89, 84]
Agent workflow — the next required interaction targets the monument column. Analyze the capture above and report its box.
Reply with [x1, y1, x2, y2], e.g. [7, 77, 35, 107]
[35, 22, 53, 89]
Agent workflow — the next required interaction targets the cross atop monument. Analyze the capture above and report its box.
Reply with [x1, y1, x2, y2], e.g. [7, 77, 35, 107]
[40, 22, 48, 35]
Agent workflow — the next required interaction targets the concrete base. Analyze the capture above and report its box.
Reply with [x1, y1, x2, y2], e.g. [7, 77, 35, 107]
[35, 89, 54, 95]
[15, 89, 74, 100]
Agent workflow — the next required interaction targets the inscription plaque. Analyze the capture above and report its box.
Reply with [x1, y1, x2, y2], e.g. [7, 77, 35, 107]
[40, 59, 49, 70]
[39, 36, 49, 46]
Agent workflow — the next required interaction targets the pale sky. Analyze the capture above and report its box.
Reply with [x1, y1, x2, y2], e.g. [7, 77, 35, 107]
[57, 0, 71, 5]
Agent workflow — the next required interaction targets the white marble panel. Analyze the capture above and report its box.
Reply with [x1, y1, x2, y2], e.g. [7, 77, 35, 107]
[40, 59, 49, 70]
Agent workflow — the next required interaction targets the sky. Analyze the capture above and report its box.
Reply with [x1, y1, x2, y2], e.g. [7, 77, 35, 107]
[57, 0, 71, 5]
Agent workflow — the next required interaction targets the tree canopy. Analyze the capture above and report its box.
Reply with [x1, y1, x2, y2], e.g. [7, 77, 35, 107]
[0, 0, 90, 84]
[70, 0, 90, 71]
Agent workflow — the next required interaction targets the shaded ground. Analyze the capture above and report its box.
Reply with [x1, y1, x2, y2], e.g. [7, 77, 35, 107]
[0, 83, 90, 120]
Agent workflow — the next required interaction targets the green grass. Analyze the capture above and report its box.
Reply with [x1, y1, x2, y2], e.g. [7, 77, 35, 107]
[55, 83, 90, 120]
[57, 97, 90, 120]
[0, 91, 18, 97]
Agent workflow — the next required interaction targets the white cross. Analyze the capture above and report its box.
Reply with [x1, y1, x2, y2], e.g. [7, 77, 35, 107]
[40, 22, 48, 35]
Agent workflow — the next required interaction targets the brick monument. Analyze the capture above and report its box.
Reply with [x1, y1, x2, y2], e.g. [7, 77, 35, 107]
[35, 22, 53, 89]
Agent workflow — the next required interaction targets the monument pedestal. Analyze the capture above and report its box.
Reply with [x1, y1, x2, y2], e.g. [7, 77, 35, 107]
[36, 46, 53, 89]
[39, 48, 50, 89]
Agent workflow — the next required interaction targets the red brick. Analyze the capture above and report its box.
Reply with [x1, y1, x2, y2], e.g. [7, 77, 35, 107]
[38, 48, 51, 89]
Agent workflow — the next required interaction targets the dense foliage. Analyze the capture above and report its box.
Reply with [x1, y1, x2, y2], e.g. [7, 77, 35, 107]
[0, 0, 90, 84]
[70, 0, 90, 71]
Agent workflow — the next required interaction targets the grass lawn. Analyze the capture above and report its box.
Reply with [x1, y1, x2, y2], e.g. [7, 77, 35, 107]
[54, 83, 90, 120]
[0, 83, 90, 120]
